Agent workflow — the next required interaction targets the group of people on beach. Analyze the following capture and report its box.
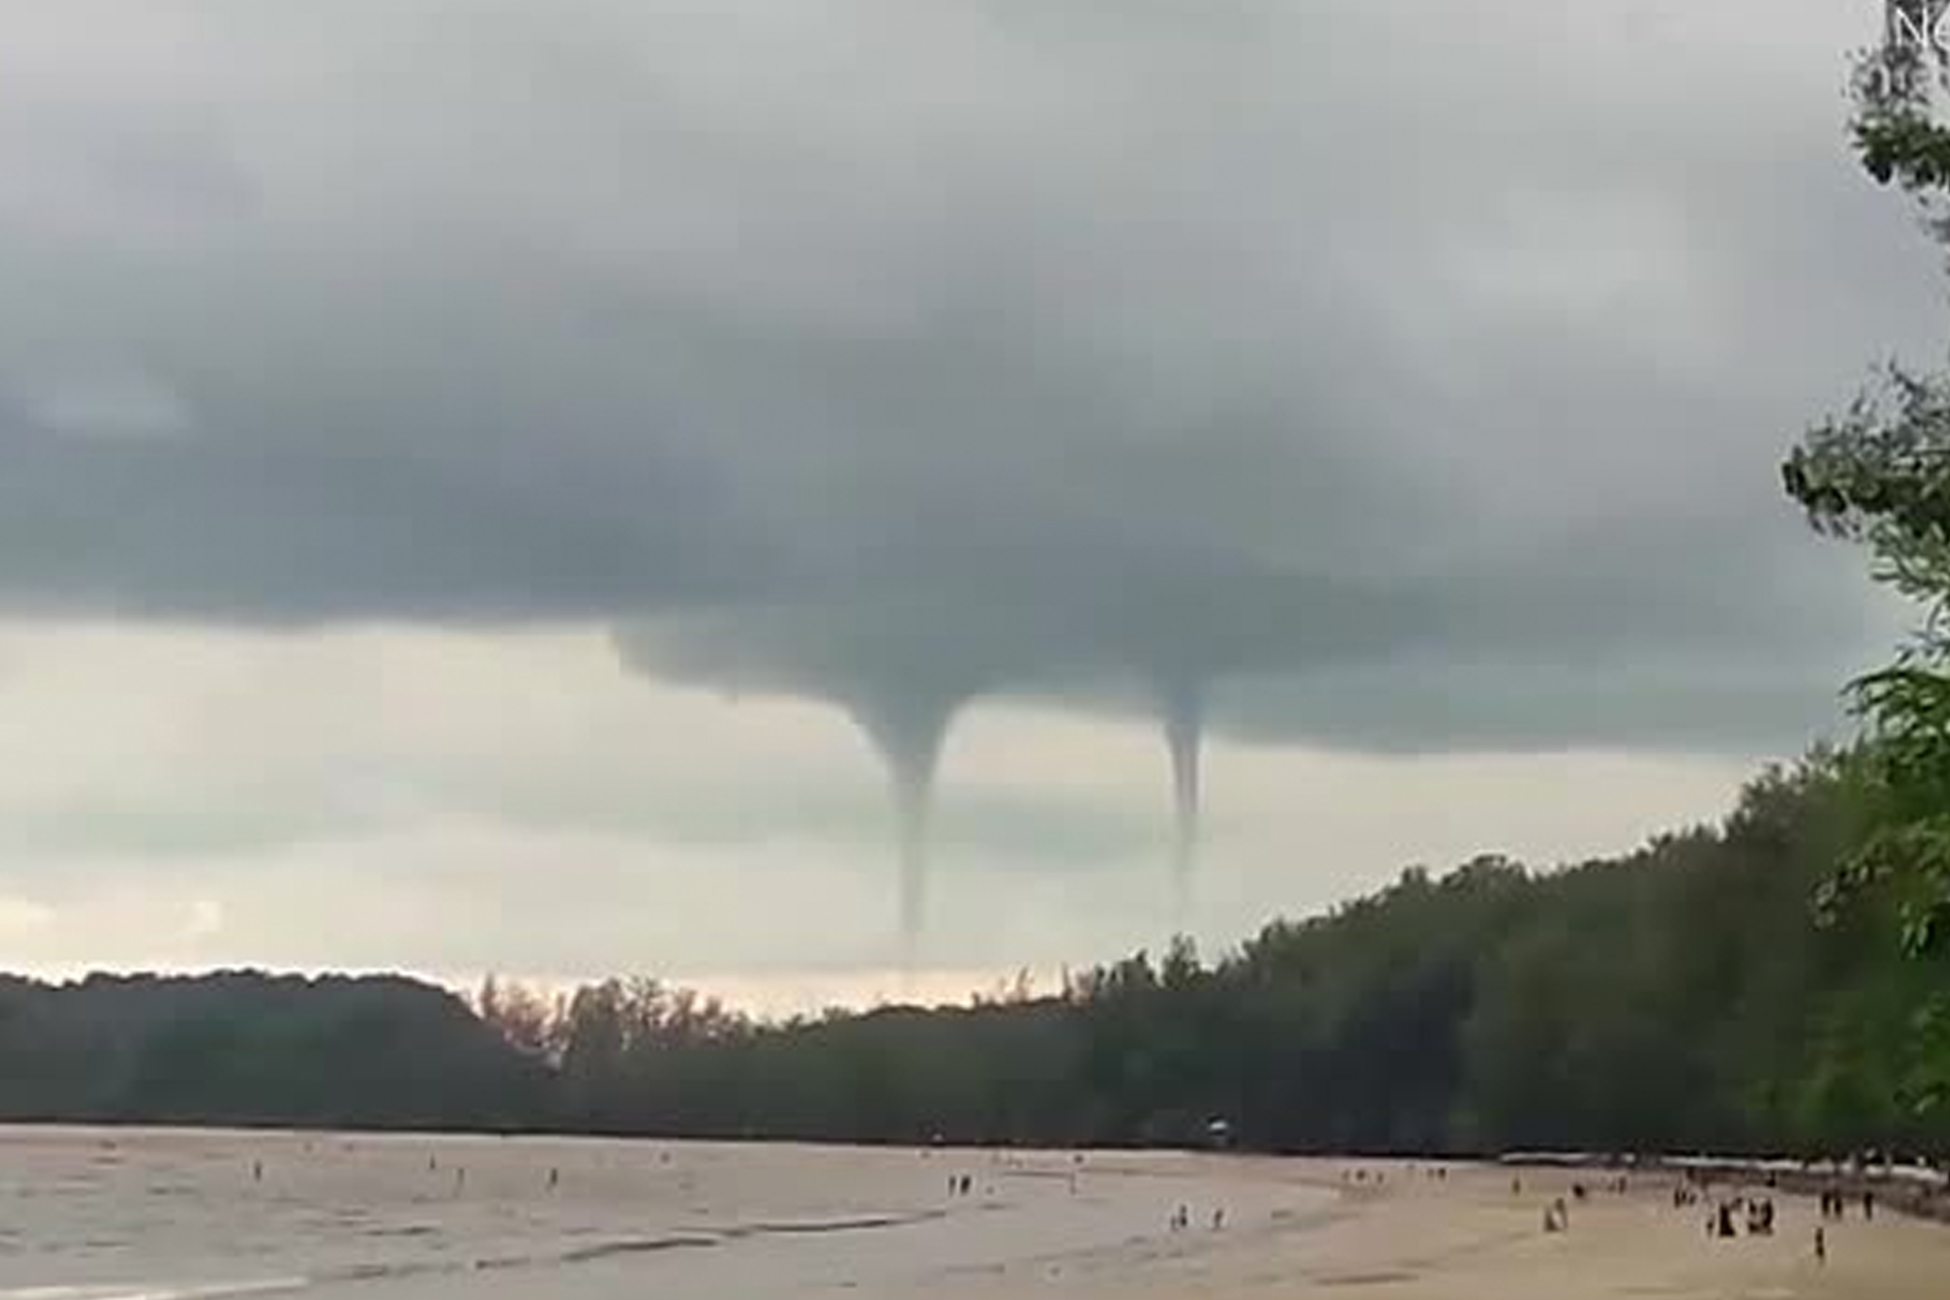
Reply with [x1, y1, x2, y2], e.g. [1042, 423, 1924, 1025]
[1818, 1187, 1872, 1221]
[1686, 1175, 1883, 1267]
[1167, 1203, 1224, 1232]
[1706, 1193, 1776, 1239]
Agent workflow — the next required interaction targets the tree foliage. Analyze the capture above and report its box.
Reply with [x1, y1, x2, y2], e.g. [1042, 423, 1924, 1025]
[1781, 3, 1950, 972]
[1852, 5, 1950, 194]
[0, 972, 546, 1129]
[495, 763, 1935, 1155]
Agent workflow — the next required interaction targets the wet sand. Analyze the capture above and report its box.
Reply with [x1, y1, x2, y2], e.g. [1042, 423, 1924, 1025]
[2, 1129, 1946, 1299]
[1047, 1158, 1950, 1300]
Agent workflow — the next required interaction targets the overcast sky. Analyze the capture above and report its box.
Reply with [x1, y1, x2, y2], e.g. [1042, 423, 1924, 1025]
[0, 1, 1941, 1013]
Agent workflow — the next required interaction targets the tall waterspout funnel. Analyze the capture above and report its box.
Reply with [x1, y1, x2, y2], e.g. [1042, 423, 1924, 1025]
[850, 692, 958, 970]
[1161, 681, 1204, 926]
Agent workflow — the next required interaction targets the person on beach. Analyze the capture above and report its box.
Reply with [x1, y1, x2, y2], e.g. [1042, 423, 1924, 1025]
[1863, 1189, 1876, 1220]
[1747, 1197, 1774, 1236]
[1815, 1225, 1827, 1266]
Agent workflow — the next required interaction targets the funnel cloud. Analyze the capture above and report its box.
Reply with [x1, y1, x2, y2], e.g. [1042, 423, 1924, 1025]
[0, 0, 1931, 973]
[850, 691, 960, 964]
[1160, 680, 1205, 925]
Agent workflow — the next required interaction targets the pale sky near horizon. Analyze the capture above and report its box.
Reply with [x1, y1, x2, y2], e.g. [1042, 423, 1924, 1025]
[0, 1, 1940, 1012]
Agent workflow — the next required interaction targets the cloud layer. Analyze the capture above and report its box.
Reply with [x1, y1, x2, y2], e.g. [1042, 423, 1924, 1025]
[0, 1, 1928, 766]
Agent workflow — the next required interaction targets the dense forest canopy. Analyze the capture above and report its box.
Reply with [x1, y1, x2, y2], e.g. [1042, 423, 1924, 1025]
[0, 971, 547, 1129]
[1777, 0, 1950, 1110]
[463, 754, 1942, 1157]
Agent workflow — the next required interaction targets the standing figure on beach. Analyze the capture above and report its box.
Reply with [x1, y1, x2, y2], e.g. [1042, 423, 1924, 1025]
[1745, 1197, 1774, 1236]
[1815, 1225, 1827, 1266]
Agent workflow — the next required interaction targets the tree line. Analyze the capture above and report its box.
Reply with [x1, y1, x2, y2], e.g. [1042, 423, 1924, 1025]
[0, 971, 546, 1130]
[455, 753, 1940, 1158]
[1, 750, 1938, 1161]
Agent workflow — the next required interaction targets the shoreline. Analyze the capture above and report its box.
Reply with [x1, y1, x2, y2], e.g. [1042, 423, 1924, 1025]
[7, 1131, 1950, 1298]
[5, 1120, 1946, 1211]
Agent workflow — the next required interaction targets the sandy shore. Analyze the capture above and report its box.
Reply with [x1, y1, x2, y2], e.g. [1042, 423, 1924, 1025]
[1011, 1157, 1950, 1300]
[3, 1129, 1945, 1299]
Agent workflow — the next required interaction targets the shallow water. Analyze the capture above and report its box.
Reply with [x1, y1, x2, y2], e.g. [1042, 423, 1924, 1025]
[0, 1127, 1327, 1300]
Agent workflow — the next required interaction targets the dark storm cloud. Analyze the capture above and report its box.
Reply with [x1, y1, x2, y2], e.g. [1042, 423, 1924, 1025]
[0, 0, 1931, 748]
[0, 413, 768, 623]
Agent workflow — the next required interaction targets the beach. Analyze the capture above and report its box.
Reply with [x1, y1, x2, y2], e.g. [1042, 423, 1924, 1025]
[2, 1127, 1945, 1299]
